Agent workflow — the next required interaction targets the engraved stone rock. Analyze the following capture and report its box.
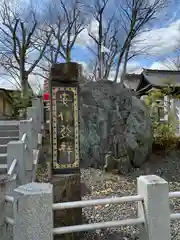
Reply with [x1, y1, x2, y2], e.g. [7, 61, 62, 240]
[80, 81, 153, 173]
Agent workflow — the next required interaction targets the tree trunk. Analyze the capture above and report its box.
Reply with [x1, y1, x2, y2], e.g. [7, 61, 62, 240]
[114, 52, 124, 82]
[21, 73, 29, 97]
[114, 34, 132, 82]
[120, 45, 130, 86]
[66, 48, 71, 63]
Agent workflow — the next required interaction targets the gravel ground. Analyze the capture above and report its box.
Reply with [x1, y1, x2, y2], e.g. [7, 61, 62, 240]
[80, 150, 180, 240]
[37, 149, 180, 240]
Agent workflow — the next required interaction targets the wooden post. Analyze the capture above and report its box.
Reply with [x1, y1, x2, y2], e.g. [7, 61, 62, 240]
[49, 62, 82, 240]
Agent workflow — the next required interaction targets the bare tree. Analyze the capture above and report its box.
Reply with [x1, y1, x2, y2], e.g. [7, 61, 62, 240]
[114, 0, 166, 83]
[0, 1, 51, 96]
[160, 49, 180, 70]
[85, 0, 164, 82]
[121, 38, 152, 83]
[42, 0, 86, 65]
[87, 0, 119, 80]
[88, 0, 108, 80]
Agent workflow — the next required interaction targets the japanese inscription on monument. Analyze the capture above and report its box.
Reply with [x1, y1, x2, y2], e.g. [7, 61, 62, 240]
[52, 87, 79, 170]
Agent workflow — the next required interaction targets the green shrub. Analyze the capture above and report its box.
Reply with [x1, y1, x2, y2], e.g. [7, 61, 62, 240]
[144, 86, 180, 150]
[152, 121, 180, 150]
[10, 90, 33, 118]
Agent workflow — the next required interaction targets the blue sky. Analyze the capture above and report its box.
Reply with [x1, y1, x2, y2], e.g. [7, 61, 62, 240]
[69, 0, 180, 75]
[29, 0, 180, 90]
[1, 0, 180, 91]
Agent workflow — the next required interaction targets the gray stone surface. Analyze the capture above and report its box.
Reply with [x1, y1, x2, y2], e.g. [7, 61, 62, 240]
[19, 120, 33, 170]
[0, 137, 19, 145]
[0, 121, 19, 126]
[32, 98, 42, 132]
[126, 96, 153, 167]
[80, 81, 153, 173]
[7, 141, 26, 185]
[27, 107, 38, 149]
[0, 99, 43, 177]
[0, 175, 16, 240]
[0, 130, 19, 137]
[14, 182, 53, 240]
[0, 124, 19, 174]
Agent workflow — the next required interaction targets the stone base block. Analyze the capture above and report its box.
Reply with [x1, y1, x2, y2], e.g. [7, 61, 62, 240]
[51, 173, 82, 240]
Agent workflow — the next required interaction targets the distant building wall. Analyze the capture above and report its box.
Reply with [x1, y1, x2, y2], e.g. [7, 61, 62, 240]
[0, 91, 13, 118]
[0, 94, 4, 115]
[4, 99, 13, 116]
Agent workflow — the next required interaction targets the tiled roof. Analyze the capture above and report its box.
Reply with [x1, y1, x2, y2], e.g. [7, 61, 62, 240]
[142, 69, 180, 87]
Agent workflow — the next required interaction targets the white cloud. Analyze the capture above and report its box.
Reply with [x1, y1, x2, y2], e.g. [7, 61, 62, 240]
[150, 61, 167, 70]
[2, 16, 180, 88]
[133, 19, 180, 56]
[28, 73, 43, 93]
[0, 77, 17, 90]
[0, 67, 20, 90]
[105, 61, 143, 81]
[0, 63, 45, 93]
[150, 61, 173, 70]
[150, 56, 180, 70]
[76, 59, 143, 81]
[76, 28, 91, 48]
[88, 19, 99, 39]
[0, 73, 43, 92]
[76, 19, 99, 48]
[125, 61, 143, 74]
[77, 17, 180, 64]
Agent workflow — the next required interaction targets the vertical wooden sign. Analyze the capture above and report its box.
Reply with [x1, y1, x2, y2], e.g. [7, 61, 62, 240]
[50, 63, 81, 174]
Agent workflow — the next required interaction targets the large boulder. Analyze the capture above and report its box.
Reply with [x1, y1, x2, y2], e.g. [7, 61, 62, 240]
[79, 81, 153, 173]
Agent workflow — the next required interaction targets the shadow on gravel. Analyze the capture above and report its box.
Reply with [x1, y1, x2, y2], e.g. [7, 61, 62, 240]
[81, 228, 139, 240]
[81, 215, 139, 240]
[38, 133, 51, 167]
[81, 182, 91, 196]
[128, 150, 180, 183]
[38, 147, 47, 167]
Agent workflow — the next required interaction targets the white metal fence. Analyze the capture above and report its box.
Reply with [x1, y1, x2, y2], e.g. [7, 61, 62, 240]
[52, 195, 144, 235]
[1, 174, 180, 240]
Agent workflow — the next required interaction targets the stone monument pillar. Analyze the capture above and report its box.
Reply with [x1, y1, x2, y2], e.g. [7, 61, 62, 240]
[49, 62, 82, 240]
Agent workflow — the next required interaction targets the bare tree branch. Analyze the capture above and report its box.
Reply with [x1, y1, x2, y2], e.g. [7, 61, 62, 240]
[114, 0, 167, 83]
[0, 0, 51, 96]
[160, 49, 180, 71]
[41, 0, 86, 65]
[87, 0, 119, 80]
